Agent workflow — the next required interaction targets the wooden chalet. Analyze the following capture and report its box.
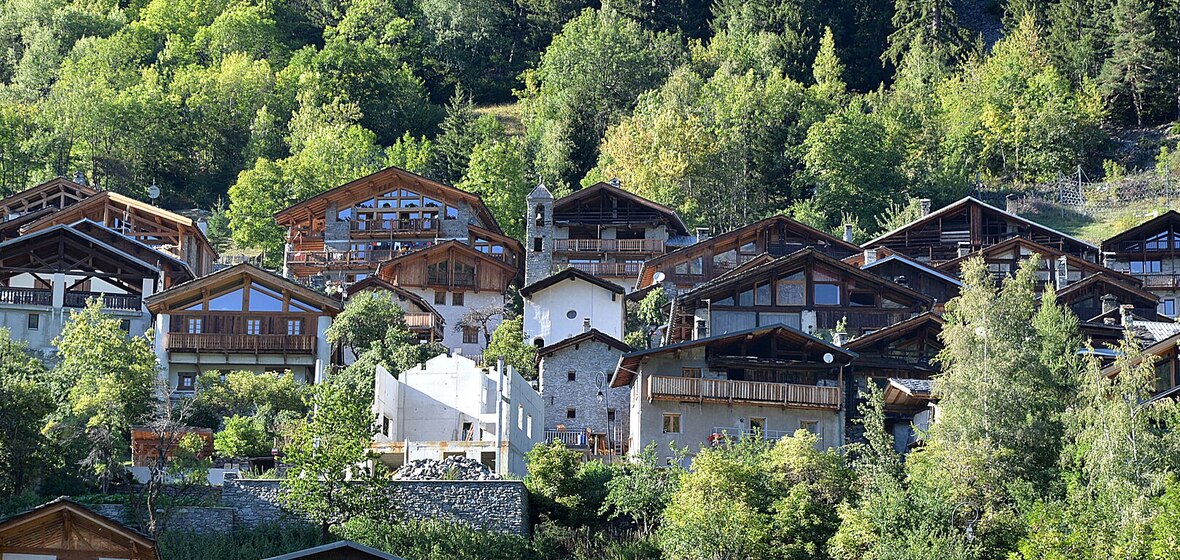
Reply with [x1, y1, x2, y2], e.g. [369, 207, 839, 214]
[1055, 273, 1160, 322]
[546, 181, 688, 279]
[275, 166, 519, 285]
[130, 426, 214, 467]
[1101, 211, 1180, 317]
[847, 248, 961, 309]
[0, 497, 159, 559]
[666, 248, 933, 343]
[0, 176, 96, 218]
[1101, 330, 1180, 400]
[375, 240, 519, 293]
[635, 214, 861, 293]
[145, 263, 343, 387]
[865, 196, 1098, 265]
[345, 276, 444, 343]
[936, 236, 1142, 292]
[19, 190, 217, 275]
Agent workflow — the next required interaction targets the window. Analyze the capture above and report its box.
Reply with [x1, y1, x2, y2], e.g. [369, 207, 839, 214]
[755, 282, 771, 306]
[662, 413, 681, 434]
[527, 414, 533, 438]
[462, 326, 479, 344]
[1163, 299, 1177, 317]
[119, 319, 131, 332]
[849, 292, 875, 307]
[567, 408, 577, 420]
[738, 288, 754, 306]
[1157, 360, 1175, 393]
[813, 284, 841, 305]
[800, 420, 820, 435]
[382, 416, 390, 437]
[187, 318, 202, 334]
[776, 272, 805, 305]
[26, 313, 39, 330]
[246, 319, 262, 335]
[682, 367, 702, 378]
[1130, 260, 1163, 274]
[750, 417, 766, 434]
[535, 204, 546, 226]
[567, 370, 577, 382]
[566, 309, 577, 319]
[435, 291, 446, 305]
[287, 319, 303, 335]
[533, 237, 543, 252]
[518, 404, 524, 429]
[452, 292, 464, 306]
[177, 373, 196, 391]
[607, 408, 616, 421]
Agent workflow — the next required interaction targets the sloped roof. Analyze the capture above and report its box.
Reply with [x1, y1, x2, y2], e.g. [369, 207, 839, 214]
[263, 540, 404, 560]
[612, 324, 857, 387]
[862, 253, 962, 287]
[936, 236, 1141, 287]
[866, 196, 1097, 251]
[1055, 272, 1158, 305]
[0, 222, 163, 280]
[374, 239, 520, 278]
[144, 262, 343, 313]
[521, 266, 625, 297]
[1101, 209, 1180, 248]
[345, 276, 443, 323]
[0, 496, 158, 559]
[0, 176, 96, 215]
[537, 329, 631, 361]
[846, 312, 945, 351]
[553, 181, 688, 235]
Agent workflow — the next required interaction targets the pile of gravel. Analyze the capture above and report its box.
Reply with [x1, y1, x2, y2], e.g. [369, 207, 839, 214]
[392, 456, 501, 481]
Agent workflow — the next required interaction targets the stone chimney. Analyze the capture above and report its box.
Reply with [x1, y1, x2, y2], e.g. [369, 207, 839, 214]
[583, 318, 591, 333]
[695, 227, 710, 243]
[863, 248, 878, 265]
[894, 275, 908, 288]
[1005, 194, 1018, 214]
[1055, 256, 1069, 290]
[1102, 251, 1116, 269]
[957, 242, 971, 258]
[843, 224, 854, 243]
[1120, 304, 1134, 326]
[1103, 317, 1117, 326]
[832, 331, 848, 346]
[1101, 294, 1118, 315]
[920, 198, 931, 216]
[695, 319, 708, 340]
[608, 177, 622, 188]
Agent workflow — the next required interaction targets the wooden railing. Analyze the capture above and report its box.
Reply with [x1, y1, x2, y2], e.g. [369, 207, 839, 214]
[544, 429, 589, 448]
[428, 272, 476, 287]
[63, 291, 141, 311]
[567, 261, 643, 277]
[166, 333, 316, 353]
[285, 248, 405, 266]
[555, 239, 665, 254]
[349, 218, 438, 234]
[711, 427, 794, 441]
[1127, 272, 1180, 288]
[404, 312, 438, 329]
[816, 309, 912, 332]
[648, 375, 840, 409]
[0, 287, 51, 306]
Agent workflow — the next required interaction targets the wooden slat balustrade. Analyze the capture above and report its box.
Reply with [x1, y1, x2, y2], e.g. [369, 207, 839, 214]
[555, 239, 665, 254]
[568, 261, 644, 276]
[63, 291, 141, 311]
[647, 375, 840, 409]
[166, 333, 316, 353]
[404, 312, 436, 329]
[0, 287, 51, 306]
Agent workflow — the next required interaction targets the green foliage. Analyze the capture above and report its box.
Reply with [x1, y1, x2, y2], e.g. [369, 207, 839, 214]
[601, 443, 684, 535]
[525, 442, 613, 527]
[340, 518, 538, 560]
[214, 415, 271, 459]
[484, 316, 537, 380]
[328, 290, 445, 397]
[0, 329, 53, 498]
[327, 290, 408, 356]
[156, 524, 325, 560]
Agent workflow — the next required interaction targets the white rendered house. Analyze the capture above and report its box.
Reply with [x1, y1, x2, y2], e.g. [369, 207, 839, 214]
[521, 267, 627, 348]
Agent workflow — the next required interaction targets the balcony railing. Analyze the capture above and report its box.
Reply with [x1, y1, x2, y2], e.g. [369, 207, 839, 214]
[63, 291, 141, 311]
[349, 218, 438, 234]
[1127, 272, 1180, 288]
[166, 333, 316, 354]
[0, 287, 51, 306]
[285, 248, 405, 267]
[710, 427, 794, 441]
[555, 239, 665, 254]
[648, 375, 840, 409]
[428, 272, 476, 288]
[567, 261, 643, 277]
[404, 312, 438, 330]
[544, 429, 589, 448]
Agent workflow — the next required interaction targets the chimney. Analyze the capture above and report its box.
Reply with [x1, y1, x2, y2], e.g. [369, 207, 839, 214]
[1101, 294, 1118, 315]
[1102, 251, 1116, 269]
[1005, 194, 1018, 214]
[843, 224, 854, 243]
[73, 170, 86, 186]
[920, 198, 931, 216]
[894, 275, 908, 288]
[833, 331, 848, 346]
[957, 242, 971, 258]
[1120, 304, 1133, 326]
[608, 177, 622, 188]
[1103, 317, 1117, 326]
[1055, 255, 1069, 290]
[863, 248, 878, 265]
[583, 317, 591, 333]
[695, 227, 710, 242]
[695, 319, 708, 340]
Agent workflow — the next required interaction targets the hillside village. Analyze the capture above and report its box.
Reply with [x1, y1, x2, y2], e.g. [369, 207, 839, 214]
[3, 168, 1180, 558]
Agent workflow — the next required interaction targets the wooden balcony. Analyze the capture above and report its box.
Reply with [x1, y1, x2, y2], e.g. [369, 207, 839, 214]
[64, 291, 141, 311]
[166, 333, 316, 353]
[647, 375, 840, 409]
[555, 238, 665, 254]
[285, 248, 406, 267]
[427, 272, 476, 288]
[404, 312, 437, 329]
[1130, 273, 1180, 289]
[567, 261, 643, 277]
[0, 287, 51, 306]
[349, 218, 438, 236]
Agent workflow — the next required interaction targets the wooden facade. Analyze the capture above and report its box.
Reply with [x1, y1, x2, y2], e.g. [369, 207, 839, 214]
[866, 197, 1099, 265]
[936, 236, 1141, 291]
[1102, 210, 1180, 290]
[1054, 273, 1160, 322]
[636, 215, 861, 291]
[0, 176, 96, 218]
[848, 248, 961, 308]
[1102, 331, 1180, 399]
[345, 276, 445, 342]
[275, 166, 520, 284]
[146, 263, 342, 356]
[20, 191, 217, 275]
[0, 497, 159, 559]
[375, 240, 519, 293]
[667, 248, 932, 343]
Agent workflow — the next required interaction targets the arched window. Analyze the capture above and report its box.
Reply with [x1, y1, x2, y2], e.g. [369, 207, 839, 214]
[534, 204, 545, 226]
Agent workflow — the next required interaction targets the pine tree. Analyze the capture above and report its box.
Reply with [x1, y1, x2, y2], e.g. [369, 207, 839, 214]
[1101, 0, 1165, 125]
[434, 87, 478, 183]
[884, 0, 974, 66]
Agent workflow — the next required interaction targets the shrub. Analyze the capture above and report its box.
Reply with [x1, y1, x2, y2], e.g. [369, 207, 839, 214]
[339, 518, 537, 560]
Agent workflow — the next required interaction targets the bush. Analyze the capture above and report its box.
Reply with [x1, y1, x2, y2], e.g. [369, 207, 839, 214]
[214, 414, 270, 458]
[156, 524, 324, 560]
[339, 518, 537, 560]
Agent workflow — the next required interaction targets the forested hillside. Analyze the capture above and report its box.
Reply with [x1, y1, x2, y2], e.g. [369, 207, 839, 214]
[1, 0, 1178, 253]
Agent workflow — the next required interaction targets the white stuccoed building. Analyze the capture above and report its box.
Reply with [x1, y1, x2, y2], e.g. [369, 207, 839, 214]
[521, 267, 627, 347]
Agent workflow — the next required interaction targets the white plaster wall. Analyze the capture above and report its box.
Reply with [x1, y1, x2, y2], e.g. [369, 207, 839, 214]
[524, 279, 625, 344]
[405, 287, 503, 356]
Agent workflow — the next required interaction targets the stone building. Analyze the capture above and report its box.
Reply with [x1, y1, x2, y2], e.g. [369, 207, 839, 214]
[536, 329, 632, 456]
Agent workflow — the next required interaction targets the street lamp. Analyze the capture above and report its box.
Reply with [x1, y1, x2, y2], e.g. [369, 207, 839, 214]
[595, 371, 611, 457]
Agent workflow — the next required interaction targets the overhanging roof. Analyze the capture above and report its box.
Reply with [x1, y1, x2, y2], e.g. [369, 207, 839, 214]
[1102, 210, 1180, 248]
[145, 262, 343, 313]
[521, 266, 625, 297]
[537, 329, 631, 362]
[553, 181, 688, 235]
[262, 540, 404, 560]
[846, 312, 945, 351]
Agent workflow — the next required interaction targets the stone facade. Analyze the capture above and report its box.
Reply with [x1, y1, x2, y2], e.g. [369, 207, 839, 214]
[539, 339, 630, 438]
[90, 504, 235, 534]
[525, 185, 554, 287]
[440, 201, 479, 239]
[219, 476, 530, 535]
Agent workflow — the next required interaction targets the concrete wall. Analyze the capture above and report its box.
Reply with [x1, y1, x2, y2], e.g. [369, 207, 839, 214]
[221, 477, 530, 535]
[538, 339, 629, 437]
[524, 279, 625, 345]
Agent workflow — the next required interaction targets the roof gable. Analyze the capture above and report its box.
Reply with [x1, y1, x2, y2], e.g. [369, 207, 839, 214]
[937, 237, 1139, 286]
[1102, 210, 1180, 248]
[846, 312, 945, 351]
[521, 267, 626, 297]
[552, 181, 688, 235]
[537, 329, 631, 358]
[345, 276, 442, 320]
[145, 262, 343, 313]
[0, 497, 158, 559]
[0, 223, 162, 286]
[1055, 272, 1158, 306]
[862, 253, 962, 287]
[263, 540, 404, 560]
[0, 176, 97, 217]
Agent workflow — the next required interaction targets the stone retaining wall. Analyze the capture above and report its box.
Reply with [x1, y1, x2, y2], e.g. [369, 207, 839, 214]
[91, 504, 235, 534]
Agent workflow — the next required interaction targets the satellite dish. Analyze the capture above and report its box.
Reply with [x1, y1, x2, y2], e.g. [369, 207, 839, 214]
[653, 272, 666, 283]
[822, 352, 834, 364]
[148, 183, 161, 201]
